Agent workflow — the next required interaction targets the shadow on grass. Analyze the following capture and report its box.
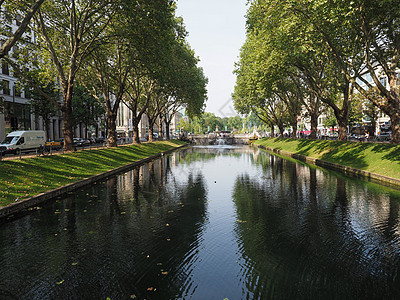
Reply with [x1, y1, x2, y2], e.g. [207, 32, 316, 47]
[263, 138, 371, 170]
[370, 143, 400, 163]
[0, 141, 183, 206]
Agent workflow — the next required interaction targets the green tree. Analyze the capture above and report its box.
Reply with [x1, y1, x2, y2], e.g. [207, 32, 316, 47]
[30, 0, 116, 150]
[0, 0, 45, 58]
[26, 70, 60, 139]
[81, 0, 178, 146]
[177, 117, 190, 133]
[155, 15, 207, 140]
[236, 0, 357, 140]
[227, 116, 244, 133]
[71, 84, 105, 138]
[82, 32, 130, 147]
[277, 0, 400, 142]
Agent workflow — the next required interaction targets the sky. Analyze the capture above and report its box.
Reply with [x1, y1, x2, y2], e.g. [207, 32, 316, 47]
[175, 0, 248, 117]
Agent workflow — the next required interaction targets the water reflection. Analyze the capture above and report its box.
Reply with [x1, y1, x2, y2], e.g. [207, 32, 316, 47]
[0, 146, 400, 299]
[0, 152, 210, 299]
[234, 154, 400, 299]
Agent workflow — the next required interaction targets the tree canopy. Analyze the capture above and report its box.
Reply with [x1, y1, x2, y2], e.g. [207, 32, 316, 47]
[2, 0, 207, 148]
[234, 0, 400, 142]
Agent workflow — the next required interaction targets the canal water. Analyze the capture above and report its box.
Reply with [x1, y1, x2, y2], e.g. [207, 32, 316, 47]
[1, 145, 400, 299]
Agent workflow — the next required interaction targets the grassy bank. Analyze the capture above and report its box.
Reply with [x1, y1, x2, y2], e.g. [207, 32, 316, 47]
[255, 138, 400, 180]
[0, 140, 186, 207]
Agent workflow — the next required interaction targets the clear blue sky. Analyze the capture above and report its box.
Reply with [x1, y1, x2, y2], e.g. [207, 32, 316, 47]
[176, 0, 247, 117]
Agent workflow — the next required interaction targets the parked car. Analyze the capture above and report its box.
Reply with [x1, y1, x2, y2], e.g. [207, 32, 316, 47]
[73, 138, 90, 147]
[328, 132, 338, 139]
[145, 132, 159, 140]
[350, 134, 365, 141]
[377, 132, 392, 142]
[95, 137, 105, 144]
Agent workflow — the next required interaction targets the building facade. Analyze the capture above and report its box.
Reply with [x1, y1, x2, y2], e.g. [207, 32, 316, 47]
[115, 101, 184, 142]
[0, 10, 65, 142]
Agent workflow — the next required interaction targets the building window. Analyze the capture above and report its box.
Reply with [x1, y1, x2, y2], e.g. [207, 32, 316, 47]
[2, 60, 9, 75]
[24, 85, 32, 99]
[365, 73, 373, 83]
[2, 80, 10, 95]
[14, 84, 22, 97]
[380, 77, 386, 87]
[16, 15, 22, 26]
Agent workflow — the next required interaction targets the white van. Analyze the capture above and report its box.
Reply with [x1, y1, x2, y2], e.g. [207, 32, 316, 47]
[0, 131, 46, 155]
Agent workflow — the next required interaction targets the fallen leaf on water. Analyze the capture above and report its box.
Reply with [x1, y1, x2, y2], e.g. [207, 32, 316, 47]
[72, 262, 78, 266]
[56, 280, 64, 285]
[147, 287, 155, 291]
[121, 212, 126, 215]
[161, 271, 168, 275]
[236, 220, 247, 223]
[166, 223, 170, 227]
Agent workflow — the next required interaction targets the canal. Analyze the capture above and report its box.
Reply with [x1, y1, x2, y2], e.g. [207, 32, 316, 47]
[1, 145, 400, 299]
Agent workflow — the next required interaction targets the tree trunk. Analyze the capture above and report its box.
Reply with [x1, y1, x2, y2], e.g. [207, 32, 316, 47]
[278, 123, 284, 137]
[310, 113, 318, 139]
[44, 118, 50, 141]
[291, 114, 297, 138]
[387, 75, 400, 143]
[158, 117, 163, 140]
[390, 113, 400, 143]
[165, 120, 171, 140]
[270, 123, 275, 137]
[62, 86, 74, 151]
[106, 113, 117, 147]
[336, 117, 348, 141]
[132, 123, 140, 144]
[148, 124, 154, 142]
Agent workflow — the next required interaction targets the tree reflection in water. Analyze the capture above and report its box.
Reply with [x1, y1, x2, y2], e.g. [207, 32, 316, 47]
[234, 154, 400, 299]
[0, 153, 210, 299]
[1, 147, 400, 299]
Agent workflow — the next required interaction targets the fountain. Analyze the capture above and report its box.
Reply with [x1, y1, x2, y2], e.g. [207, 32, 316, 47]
[216, 138, 226, 145]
